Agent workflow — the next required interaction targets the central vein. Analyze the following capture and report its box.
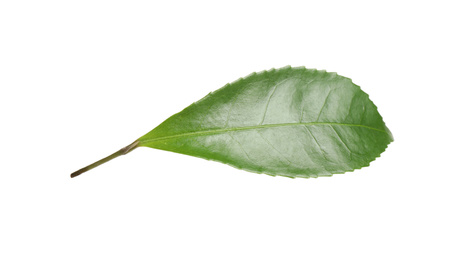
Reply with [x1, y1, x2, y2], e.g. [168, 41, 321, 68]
[139, 122, 386, 145]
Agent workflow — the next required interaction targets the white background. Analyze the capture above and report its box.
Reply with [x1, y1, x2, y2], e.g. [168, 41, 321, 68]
[1, 1, 454, 259]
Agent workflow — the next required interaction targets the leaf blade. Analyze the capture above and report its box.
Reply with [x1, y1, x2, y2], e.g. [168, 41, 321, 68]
[138, 66, 393, 178]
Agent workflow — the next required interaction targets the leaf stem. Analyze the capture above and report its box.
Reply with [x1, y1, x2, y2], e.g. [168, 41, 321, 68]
[70, 140, 140, 178]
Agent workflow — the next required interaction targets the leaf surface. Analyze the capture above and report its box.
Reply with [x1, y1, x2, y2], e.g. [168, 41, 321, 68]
[138, 66, 393, 178]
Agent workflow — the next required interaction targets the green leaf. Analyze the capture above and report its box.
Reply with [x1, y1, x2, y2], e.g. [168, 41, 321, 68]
[71, 66, 393, 178]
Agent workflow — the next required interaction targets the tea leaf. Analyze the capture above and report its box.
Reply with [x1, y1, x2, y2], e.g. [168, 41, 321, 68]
[71, 66, 393, 178]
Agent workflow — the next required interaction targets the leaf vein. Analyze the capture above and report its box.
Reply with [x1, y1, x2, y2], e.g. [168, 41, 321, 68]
[316, 88, 333, 122]
[330, 125, 353, 161]
[140, 122, 387, 144]
[293, 131, 328, 176]
[299, 78, 317, 123]
[258, 77, 299, 125]
[255, 130, 292, 166]
[303, 125, 330, 161]
[228, 133, 256, 165]
[259, 83, 279, 125]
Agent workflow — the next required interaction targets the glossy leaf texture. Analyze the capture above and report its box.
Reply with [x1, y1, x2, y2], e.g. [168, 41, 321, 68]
[138, 66, 393, 178]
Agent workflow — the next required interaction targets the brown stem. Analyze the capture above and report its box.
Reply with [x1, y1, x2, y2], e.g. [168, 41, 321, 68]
[70, 140, 140, 178]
